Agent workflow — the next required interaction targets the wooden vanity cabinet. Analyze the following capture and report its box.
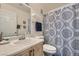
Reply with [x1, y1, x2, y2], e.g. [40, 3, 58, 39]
[13, 48, 31, 56]
[33, 42, 43, 56]
[12, 42, 43, 56]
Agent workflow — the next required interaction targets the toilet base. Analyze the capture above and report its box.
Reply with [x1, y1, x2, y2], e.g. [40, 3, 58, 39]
[44, 52, 55, 56]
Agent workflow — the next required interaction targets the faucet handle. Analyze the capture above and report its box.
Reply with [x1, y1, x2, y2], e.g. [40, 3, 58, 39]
[1, 32, 3, 35]
[0, 32, 3, 42]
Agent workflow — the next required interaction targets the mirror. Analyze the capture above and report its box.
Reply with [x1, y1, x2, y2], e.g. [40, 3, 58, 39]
[0, 11, 17, 37]
[0, 4, 31, 37]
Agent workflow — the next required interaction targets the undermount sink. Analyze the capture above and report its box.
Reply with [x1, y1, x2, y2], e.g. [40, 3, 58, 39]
[0, 39, 21, 45]
[9, 39, 20, 45]
[10, 39, 30, 45]
[0, 37, 39, 45]
[0, 40, 9, 45]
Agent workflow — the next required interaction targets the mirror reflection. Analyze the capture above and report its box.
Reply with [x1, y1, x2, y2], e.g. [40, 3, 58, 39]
[0, 4, 31, 37]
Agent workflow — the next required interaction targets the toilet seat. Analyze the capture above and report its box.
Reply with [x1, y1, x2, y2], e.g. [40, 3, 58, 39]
[43, 44, 56, 54]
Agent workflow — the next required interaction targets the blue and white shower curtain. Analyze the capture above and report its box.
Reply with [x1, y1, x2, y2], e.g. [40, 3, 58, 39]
[44, 3, 79, 56]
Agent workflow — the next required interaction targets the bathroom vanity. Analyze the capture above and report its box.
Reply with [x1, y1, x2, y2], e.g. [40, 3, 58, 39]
[0, 38, 44, 56]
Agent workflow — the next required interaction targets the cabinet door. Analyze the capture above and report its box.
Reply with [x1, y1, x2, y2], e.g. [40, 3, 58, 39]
[33, 42, 43, 56]
[12, 49, 29, 56]
[13, 48, 34, 56]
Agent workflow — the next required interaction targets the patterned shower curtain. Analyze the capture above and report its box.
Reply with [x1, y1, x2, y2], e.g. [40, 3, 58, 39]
[43, 3, 79, 56]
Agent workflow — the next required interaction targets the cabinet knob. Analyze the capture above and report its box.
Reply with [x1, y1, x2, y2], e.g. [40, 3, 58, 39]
[29, 50, 32, 56]
[29, 49, 34, 56]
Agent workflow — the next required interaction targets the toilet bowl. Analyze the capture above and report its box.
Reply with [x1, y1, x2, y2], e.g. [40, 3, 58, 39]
[43, 44, 56, 56]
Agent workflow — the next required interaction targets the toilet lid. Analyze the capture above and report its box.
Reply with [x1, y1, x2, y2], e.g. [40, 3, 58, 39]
[43, 44, 56, 51]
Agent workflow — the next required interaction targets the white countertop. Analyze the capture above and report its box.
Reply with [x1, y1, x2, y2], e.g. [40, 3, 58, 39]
[0, 38, 44, 56]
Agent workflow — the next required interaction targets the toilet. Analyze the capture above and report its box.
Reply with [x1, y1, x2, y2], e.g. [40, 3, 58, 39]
[43, 44, 56, 56]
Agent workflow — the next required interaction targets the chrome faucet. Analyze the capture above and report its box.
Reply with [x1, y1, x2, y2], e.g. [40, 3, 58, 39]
[19, 35, 25, 40]
[0, 32, 3, 42]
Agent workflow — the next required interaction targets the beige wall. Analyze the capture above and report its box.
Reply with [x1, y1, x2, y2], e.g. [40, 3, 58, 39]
[30, 4, 43, 36]
[30, 3, 67, 14]
[31, 14, 43, 36]
[41, 3, 67, 14]
[0, 4, 31, 36]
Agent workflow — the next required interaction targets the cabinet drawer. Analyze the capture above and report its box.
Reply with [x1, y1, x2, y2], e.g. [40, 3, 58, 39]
[12, 49, 30, 56]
